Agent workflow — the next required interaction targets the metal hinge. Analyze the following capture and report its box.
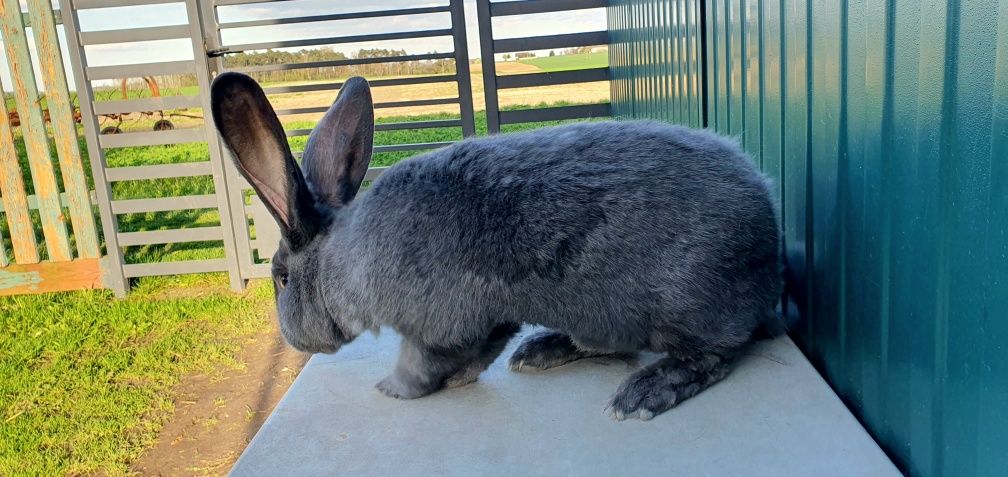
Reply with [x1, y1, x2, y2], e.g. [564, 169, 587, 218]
[207, 47, 232, 58]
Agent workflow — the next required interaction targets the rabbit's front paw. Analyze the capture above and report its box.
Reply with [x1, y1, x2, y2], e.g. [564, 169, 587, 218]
[376, 374, 430, 399]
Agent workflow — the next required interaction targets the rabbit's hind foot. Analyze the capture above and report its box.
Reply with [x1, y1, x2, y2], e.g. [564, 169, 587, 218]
[604, 353, 733, 421]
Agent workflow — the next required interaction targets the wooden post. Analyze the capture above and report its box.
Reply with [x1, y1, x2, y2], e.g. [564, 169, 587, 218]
[0, 0, 72, 261]
[25, 0, 101, 259]
[0, 76, 40, 264]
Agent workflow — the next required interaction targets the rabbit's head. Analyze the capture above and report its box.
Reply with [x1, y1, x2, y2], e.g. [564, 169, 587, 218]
[211, 72, 374, 354]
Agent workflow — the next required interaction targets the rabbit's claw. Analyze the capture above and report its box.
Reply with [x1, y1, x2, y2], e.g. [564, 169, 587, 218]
[604, 371, 678, 421]
[508, 331, 600, 372]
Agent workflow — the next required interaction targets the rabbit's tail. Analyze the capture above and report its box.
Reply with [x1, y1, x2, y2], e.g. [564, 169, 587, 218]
[755, 241, 807, 340]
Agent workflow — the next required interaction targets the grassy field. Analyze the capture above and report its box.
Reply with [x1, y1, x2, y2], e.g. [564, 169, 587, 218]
[518, 51, 609, 72]
[0, 279, 273, 476]
[0, 102, 603, 474]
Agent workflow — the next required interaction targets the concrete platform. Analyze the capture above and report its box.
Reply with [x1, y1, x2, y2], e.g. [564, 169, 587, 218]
[230, 328, 899, 476]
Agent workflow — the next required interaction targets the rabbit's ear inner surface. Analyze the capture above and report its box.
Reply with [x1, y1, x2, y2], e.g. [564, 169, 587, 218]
[211, 72, 322, 248]
[302, 76, 375, 207]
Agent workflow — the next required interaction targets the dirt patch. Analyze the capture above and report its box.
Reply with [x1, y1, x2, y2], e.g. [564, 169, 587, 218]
[489, 61, 543, 74]
[132, 316, 310, 476]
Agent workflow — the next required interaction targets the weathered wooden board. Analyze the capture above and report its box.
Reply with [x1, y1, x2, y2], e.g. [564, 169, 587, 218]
[0, 75, 39, 264]
[25, 0, 100, 258]
[0, 258, 104, 296]
[0, 0, 72, 261]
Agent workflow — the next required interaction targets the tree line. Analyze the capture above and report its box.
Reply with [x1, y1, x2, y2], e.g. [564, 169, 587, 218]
[223, 47, 457, 84]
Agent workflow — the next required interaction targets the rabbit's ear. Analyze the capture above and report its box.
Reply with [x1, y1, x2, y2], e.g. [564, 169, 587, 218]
[211, 72, 322, 248]
[301, 76, 374, 207]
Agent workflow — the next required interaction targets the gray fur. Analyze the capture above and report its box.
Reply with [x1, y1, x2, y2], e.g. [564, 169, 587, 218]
[211, 73, 782, 421]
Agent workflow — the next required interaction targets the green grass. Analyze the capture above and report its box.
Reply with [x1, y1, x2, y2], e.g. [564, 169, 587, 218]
[0, 279, 274, 476]
[518, 51, 609, 72]
[0, 103, 604, 475]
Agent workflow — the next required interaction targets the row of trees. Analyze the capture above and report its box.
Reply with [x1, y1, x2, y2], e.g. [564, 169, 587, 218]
[223, 47, 457, 84]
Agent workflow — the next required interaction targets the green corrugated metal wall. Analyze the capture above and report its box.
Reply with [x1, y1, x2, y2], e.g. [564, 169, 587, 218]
[609, 1, 1008, 476]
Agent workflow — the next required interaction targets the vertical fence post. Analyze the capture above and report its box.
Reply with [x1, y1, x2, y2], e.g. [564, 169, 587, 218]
[0, 75, 40, 264]
[199, 1, 259, 287]
[188, 0, 245, 292]
[449, 0, 477, 137]
[475, 0, 501, 134]
[25, 0, 101, 259]
[57, 0, 127, 296]
[0, 0, 72, 261]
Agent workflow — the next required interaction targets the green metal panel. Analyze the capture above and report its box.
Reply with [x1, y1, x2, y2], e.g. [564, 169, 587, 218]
[609, 1, 1008, 475]
[610, 0, 703, 126]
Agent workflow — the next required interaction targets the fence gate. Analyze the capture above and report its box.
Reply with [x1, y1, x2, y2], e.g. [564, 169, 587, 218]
[203, 0, 476, 282]
[475, 0, 612, 133]
[61, 0, 476, 294]
[61, 0, 244, 296]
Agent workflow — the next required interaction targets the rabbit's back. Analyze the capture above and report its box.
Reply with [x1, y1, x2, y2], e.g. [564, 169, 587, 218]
[349, 121, 780, 354]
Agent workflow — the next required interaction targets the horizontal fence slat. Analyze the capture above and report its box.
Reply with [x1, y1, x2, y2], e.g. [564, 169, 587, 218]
[293, 141, 452, 157]
[374, 119, 462, 131]
[218, 5, 452, 29]
[285, 119, 462, 138]
[104, 162, 213, 182]
[0, 259, 103, 295]
[93, 95, 202, 115]
[494, 31, 609, 54]
[243, 262, 272, 279]
[0, 191, 100, 213]
[376, 98, 459, 109]
[75, 0, 182, 8]
[86, 60, 195, 80]
[122, 259, 228, 278]
[262, 74, 457, 95]
[373, 141, 453, 153]
[215, 0, 297, 5]
[99, 128, 205, 148]
[231, 52, 453, 74]
[79, 24, 190, 45]
[117, 226, 224, 246]
[274, 98, 458, 116]
[110, 194, 218, 214]
[363, 166, 388, 181]
[499, 103, 612, 124]
[222, 29, 452, 54]
[491, 0, 608, 16]
[496, 67, 610, 89]
[237, 166, 388, 188]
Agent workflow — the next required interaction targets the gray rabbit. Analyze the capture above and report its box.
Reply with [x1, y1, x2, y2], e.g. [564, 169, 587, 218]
[210, 73, 782, 421]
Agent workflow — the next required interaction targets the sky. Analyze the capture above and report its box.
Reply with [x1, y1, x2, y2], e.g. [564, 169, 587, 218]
[1, 0, 606, 91]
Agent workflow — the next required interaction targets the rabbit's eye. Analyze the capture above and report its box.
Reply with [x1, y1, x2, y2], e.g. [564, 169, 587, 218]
[278, 273, 288, 289]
